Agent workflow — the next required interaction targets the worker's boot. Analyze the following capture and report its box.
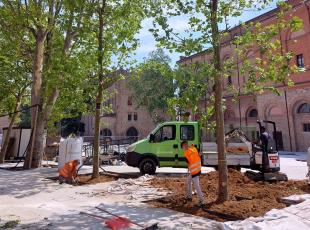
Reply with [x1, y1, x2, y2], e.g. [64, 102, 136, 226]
[59, 176, 65, 184]
[198, 200, 205, 208]
[183, 197, 192, 204]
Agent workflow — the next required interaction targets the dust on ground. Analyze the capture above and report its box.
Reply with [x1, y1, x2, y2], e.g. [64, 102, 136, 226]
[148, 169, 310, 222]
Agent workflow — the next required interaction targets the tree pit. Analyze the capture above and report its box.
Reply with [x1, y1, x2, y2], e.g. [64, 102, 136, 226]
[76, 171, 140, 185]
[48, 172, 140, 185]
[77, 174, 116, 185]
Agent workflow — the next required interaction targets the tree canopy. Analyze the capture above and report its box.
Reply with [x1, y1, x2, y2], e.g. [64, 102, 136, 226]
[129, 49, 175, 123]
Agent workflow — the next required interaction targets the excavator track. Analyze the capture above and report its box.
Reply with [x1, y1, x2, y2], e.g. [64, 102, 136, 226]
[245, 170, 288, 182]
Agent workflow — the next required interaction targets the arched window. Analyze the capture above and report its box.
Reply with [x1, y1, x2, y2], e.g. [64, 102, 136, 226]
[233, 33, 240, 39]
[248, 109, 258, 118]
[100, 128, 112, 136]
[227, 75, 232, 85]
[126, 127, 138, 137]
[128, 96, 133, 106]
[297, 103, 310, 113]
[269, 106, 282, 116]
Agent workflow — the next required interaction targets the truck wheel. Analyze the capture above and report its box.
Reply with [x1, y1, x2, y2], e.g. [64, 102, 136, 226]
[139, 158, 156, 175]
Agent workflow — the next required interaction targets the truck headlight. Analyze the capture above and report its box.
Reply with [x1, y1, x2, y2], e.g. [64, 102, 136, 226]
[127, 145, 135, 153]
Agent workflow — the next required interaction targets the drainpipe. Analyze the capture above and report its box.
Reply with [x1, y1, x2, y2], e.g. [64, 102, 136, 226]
[284, 91, 293, 151]
[235, 40, 242, 128]
[229, 30, 243, 128]
[236, 54, 242, 128]
[306, 1, 310, 28]
[279, 19, 293, 152]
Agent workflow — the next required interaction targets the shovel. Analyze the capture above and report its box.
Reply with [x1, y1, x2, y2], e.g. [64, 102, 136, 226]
[96, 206, 159, 230]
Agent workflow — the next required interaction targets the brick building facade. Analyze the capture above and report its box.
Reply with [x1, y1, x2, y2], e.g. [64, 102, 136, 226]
[178, 0, 310, 152]
[82, 76, 156, 140]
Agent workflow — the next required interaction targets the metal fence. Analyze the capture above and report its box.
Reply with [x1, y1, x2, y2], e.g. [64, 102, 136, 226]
[82, 136, 138, 158]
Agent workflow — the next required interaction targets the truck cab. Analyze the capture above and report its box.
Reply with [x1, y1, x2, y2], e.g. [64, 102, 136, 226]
[125, 121, 200, 174]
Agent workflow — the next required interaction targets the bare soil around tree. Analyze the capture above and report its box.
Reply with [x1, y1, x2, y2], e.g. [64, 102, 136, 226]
[76, 172, 140, 185]
[148, 169, 310, 222]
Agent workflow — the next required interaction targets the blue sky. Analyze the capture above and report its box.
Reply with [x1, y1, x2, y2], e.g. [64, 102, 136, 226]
[132, 1, 278, 65]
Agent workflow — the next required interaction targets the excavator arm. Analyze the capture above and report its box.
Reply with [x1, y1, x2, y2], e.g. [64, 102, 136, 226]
[225, 128, 252, 144]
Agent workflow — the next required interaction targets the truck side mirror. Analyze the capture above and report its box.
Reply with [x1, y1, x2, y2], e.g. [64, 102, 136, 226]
[149, 134, 155, 142]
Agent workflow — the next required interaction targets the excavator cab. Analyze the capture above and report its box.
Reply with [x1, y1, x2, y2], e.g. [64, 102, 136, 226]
[257, 121, 278, 153]
[246, 120, 288, 181]
[254, 120, 281, 173]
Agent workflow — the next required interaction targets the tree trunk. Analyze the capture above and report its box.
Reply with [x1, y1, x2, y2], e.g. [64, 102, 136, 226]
[24, 28, 46, 169]
[93, 85, 103, 178]
[211, 0, 228, 202]
[92, 0, 106, 178]
[0, 100, 22, 163]
[28, 88, 60, 169]
[24, 5, 77, 168]
[30, 112, 46, 168]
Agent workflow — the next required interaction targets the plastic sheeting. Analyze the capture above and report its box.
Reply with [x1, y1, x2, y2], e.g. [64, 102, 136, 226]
[58, 137, 83, 170]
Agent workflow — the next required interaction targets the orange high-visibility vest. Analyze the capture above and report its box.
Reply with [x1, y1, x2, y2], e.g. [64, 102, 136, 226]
[59, 160, 78, 179]
[184, 145, 201, 176]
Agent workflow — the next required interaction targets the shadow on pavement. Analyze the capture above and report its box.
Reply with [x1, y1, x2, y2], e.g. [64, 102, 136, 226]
[18, 203, 222, 230]
[0, 168, 61, 198]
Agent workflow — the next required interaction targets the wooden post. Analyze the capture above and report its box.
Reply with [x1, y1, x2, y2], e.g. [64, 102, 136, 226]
[27, 105, 39, 169]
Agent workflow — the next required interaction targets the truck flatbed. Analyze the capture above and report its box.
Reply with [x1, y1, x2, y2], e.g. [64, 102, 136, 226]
[202, 151, 251, 167]
[201, 142, 251, 167]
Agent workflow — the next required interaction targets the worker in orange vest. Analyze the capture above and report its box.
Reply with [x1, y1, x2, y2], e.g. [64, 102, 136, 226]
[181, 140, 205, 207]
[59, 159, 80, 184]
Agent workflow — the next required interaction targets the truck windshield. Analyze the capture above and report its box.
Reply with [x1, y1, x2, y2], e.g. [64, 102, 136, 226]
[153, 125, 176, 142]
[147, 125, 161, 139]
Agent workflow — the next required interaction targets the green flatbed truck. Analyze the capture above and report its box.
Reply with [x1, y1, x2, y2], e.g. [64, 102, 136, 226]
[125, 120, 282, 177]
[126, 121, 200, 174]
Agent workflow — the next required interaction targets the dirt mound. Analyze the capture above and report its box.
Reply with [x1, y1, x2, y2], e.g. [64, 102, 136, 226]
[149, 169, 310, 221]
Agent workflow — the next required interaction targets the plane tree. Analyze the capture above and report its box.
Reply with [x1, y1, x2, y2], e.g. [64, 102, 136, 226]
[0, 1, 101, 168]
[129, 49, 175, 123]
[0, 31, 32, 163]
[147, 0, 302, 202]
[89, 0, 146, 178]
